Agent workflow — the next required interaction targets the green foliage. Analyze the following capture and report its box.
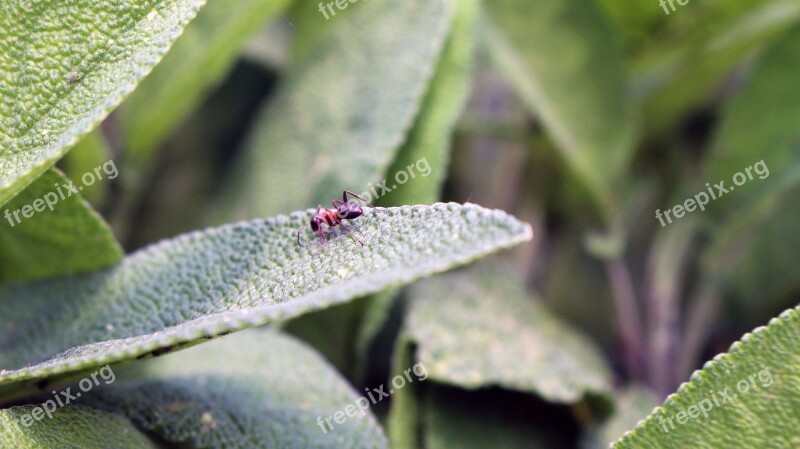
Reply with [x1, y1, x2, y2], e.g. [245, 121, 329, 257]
[0, 168, 122, 281]
[86, 328, 390, 448]
[613, 306, 800, 448]
[483, 0, 637, 215]
[121, 0, 293, 162]
[402, 266, 610, 401]
[0, 406, 157, 448]
[0, 0, 207, 207]
[214, 0, 454, 221]
[3, 0, 800, 446]
[703, 25, 800, 322]
[378, 0, 478, 207]
[0, 203, 530, 395]
[389, 265, 611, 447]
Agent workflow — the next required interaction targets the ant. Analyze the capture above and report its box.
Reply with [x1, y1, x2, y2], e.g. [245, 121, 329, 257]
[297, 190, 376, 247]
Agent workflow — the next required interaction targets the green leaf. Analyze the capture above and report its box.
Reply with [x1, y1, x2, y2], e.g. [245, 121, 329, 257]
[0, 203, 530, 395]
[612, 306, 800, 448]
[702, 25, 800, 321]
[482, 0, 637, 215]
[86, 328, 389, 448]
[378, 0, 478, 206]
[286, 1, 336, 61]
[0, 405, 157, 449]
[0, 168, 122, 282]
[632, 0, 800, 135]
[60, 130, 113, 206]
[400, 264, 611, 402]
[121, 0, 293, 160]
[0, 0, 207, 207]
[214, 0, 454, 221]
[354, 0, 478, 381]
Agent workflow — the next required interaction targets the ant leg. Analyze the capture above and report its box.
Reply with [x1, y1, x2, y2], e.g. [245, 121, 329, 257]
[296, 224, 307, 247]
[317, 227, 327, 247]
[343, 190, 375, 208]
[337, 220, 364, 246]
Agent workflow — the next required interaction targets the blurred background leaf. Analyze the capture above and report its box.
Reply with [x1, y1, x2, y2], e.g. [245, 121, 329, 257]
[87, 328, 389, 449]
[212, 0, 454, 222]
[0, 169, 121, 282]
[119, 0, 292, 165]
[0, 405, 158, 449]
[482, 0, 638, 217]
[389, 263, 612, 447]
[702, 24, 800, 329]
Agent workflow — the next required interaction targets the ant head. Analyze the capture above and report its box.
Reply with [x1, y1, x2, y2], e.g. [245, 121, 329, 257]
[337, 202, 363, 219]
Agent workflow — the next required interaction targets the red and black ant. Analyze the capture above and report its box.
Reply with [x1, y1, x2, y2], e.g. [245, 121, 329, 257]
[297, 190, 376, 247]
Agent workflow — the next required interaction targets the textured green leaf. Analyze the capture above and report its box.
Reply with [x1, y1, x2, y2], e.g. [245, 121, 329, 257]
[483, 0, 636, 214]
[702, 25, 800, 320]
[214, 0, 454, 221]
[613, 306, 800, 448]
[0, 203, 530, 394]
[0, 405, 157, 449]
[121, 0, 292, 160]
[0, 0, 207, 207]
[0, 168, 122, 282]
[401, 265, 611, 402]
[86, 328, 388, 449]
[378, 0, 477, 206]
[353, 0, 478, 382]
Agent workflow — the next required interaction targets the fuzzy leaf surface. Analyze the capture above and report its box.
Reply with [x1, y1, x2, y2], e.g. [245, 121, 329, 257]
[0, 405, 157, 449]
[86, 328, 388, 449]
[0, 203, 530, 393]
[402, 266, 611, 402]
[613, 306, 800, 448]
[0, 0, 206, 206]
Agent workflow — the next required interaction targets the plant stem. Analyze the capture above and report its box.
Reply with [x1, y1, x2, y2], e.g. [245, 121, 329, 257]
[679, 281, 721, 380]
[606, 257, 646, 382]
[645, 222, 696, 397]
